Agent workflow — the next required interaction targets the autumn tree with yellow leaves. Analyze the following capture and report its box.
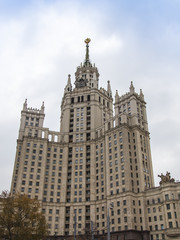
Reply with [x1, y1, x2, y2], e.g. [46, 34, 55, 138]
[0, 191, 48, 240]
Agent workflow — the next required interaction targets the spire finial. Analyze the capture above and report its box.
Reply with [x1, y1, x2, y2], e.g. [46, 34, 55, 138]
[40, 101, 45, 114]
[140, 89, 144, 100]
[68, 74, 71, 84]
[84, 38, 91, 64]
[64, 74, 72, 92]
[107, 80, 112, 97]
[23, 98, 27, 110]
[130, 81, 135, 93]
[85, 38, 91, 45]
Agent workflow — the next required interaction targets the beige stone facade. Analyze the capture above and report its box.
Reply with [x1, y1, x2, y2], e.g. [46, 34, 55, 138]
[11, 41, 180, 240]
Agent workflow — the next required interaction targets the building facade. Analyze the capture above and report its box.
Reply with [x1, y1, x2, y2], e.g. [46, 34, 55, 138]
[11, 40, 180, 240]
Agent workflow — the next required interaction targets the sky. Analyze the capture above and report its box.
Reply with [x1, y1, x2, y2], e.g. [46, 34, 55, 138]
[0, 0, 180, 191]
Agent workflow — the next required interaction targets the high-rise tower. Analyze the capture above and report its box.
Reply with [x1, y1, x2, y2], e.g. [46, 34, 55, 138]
[60, 38, 113, 135]
[10, 40, 180, 240]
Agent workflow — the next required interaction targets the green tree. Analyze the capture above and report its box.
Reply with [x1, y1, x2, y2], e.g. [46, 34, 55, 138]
[0, 191, 48, 240]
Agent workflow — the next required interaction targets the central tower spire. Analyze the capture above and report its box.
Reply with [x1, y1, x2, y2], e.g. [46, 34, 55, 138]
[84, 38, 91, 64]
[75, 38, 99, 89]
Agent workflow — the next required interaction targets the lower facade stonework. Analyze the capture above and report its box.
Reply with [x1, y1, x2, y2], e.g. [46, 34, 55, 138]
[47, 230, 150, 240]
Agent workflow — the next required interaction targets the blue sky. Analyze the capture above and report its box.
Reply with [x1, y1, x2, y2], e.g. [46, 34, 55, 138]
[0, 0, 180, 191]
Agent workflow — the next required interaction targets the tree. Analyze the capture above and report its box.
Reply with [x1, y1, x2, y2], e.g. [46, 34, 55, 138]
[0, 191, 48, 240]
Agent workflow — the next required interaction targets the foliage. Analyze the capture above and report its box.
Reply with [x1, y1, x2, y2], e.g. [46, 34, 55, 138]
[78, 226, 97, 240]
[0, 191, 48, 240]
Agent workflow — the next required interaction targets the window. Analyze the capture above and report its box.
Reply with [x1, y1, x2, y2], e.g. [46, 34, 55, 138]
[22, 180, 25, 185]
[166, 204, 170, 210]
[156, 234, 159, 240]
[165, 194, 169, 200]
[169, 222, 173, 228]
[167, 212, 172, 219]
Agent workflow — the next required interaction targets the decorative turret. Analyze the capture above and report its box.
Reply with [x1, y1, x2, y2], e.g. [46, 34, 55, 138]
[40, 101, 45, 114]
[23, 99, 27, 110]
[130, 81, 135, 94]
[18, 100, 45, 140]
[75, 38, 100, 89]
[115, 90, 119, 103]
[140, 89, 144, 100]
[64, 74, 72, 92]
[107, 80, 112, 97]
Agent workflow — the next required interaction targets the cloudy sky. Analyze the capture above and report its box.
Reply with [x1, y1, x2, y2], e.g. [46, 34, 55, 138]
[0, 0, 180, 191]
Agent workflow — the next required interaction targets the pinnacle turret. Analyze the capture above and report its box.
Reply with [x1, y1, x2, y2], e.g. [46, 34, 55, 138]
[130, 81, 135, 93]
[40, 101, 45, 114]
[140, 89, 144, 100]
[107, 80, 112, 97]
[64, 74, 72, 92]
[23, 99, 27, 110]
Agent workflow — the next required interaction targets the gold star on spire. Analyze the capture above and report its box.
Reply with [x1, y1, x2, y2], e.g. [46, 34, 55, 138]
[84, 38, 91, 45]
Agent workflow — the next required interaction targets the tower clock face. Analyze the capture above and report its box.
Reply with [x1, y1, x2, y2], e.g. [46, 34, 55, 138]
[75, 78, 87, 88]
